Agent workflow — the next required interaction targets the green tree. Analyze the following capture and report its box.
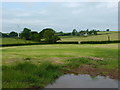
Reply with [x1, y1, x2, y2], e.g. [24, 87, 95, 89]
[9, 31, 18, 38]
[106, 29, 110, 31]
[39, 28, 60, 43]
[0, 32, 2, 38]
[92, 30, 97, 35]
[20, 28, 31, 40]
[72, 29, 78, 36]
[2, 33, 9, 38]
[59, 31, 64, 36]
[30, 31, 40, 42]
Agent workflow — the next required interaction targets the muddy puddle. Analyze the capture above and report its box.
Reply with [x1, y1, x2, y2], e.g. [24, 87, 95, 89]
[46, 74, 118, 88]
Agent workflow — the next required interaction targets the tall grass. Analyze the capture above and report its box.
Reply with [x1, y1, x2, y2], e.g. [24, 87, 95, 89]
[64, 58, 91, 68]
[63, 57, 118, 69]
[2, 61, 62, 88]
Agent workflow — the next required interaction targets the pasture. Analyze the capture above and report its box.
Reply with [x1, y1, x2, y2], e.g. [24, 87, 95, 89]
[60, 31, 119, 42]
[1, 31, 119, 88]
[0, 38, 37, 45]
[2, 43, 118, 88]
[2, 44, 118, 66]
[1, 31, 119, 45]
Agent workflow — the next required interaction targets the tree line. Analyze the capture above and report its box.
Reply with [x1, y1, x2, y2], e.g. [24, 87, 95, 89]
[1, 28, 60, 43]
[0, 28, 110, 43]
[71, 29, 98, 36]
[57, 29, 109, 36]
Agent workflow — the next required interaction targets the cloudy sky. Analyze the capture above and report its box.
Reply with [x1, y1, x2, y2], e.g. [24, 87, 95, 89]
[2, 2, 118, 33]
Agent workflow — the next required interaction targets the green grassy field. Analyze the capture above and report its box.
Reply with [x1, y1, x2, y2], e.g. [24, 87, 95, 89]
[0, 38, 37, 45]
[2, 43, 118, 88]
[2, 44, 118, 65]
[59, 31, 119, 42]
[1, 31, 119, 88]
[1, 31, 119, 45]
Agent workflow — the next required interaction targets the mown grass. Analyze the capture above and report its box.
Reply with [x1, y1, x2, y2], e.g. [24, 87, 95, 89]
[2, 44, 118, 65]
[1, 38, 37, 45]
[60, 31, 119, 42]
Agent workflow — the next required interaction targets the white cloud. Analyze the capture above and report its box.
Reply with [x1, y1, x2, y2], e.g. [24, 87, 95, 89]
[3, 18, 49, 25]
[106, 2, 118, 8]
[2, 0, 119, 2]
[63, 2, 82, 8]
[2, 2, 118, 33]
[95, 2, 118, 8]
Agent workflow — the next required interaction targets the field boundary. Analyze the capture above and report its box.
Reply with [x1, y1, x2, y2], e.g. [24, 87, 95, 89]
[1, 40, 120, 47]
[80, 40, 120, 44]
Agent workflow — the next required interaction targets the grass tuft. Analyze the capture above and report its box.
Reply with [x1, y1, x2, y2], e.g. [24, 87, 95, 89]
[64, 58, 91, 68]
[2, 61, 62, 88]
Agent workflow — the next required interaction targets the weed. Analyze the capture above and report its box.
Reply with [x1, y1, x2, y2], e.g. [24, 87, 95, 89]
[2, 61, 63, 88]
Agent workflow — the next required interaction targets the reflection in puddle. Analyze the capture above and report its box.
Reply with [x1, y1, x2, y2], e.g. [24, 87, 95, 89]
[46, 74, 118, 88]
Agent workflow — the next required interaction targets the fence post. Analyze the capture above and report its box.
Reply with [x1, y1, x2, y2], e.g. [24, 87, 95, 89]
[108, 35, 110, 41]
[78, 41, 81, 44]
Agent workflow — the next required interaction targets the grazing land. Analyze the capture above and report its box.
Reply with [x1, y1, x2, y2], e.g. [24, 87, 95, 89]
[0, 38, 37, 45]
[60, 31, 119, 42]
[1, 31, 119, 45]
[2, 2, 119, 88]
[2, 43, 118, 88]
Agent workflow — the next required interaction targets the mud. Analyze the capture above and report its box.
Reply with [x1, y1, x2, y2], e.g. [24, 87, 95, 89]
[64, 65, 119, 80]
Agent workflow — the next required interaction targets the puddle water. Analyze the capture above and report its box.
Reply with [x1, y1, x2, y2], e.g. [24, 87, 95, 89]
[46, 74, 118, 88]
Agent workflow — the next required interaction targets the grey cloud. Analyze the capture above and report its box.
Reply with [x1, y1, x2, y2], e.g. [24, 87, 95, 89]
[2, 2, 118, 33]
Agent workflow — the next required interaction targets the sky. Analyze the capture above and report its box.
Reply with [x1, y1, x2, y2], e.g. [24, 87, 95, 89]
[2, 2, 118, 33]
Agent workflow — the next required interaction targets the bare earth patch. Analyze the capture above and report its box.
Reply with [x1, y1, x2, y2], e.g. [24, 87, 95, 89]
[64, 65, 119, 80]
[81, 56, 104, 61]
[53, 60, 64, 64]
[52, 56, 104, 65]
